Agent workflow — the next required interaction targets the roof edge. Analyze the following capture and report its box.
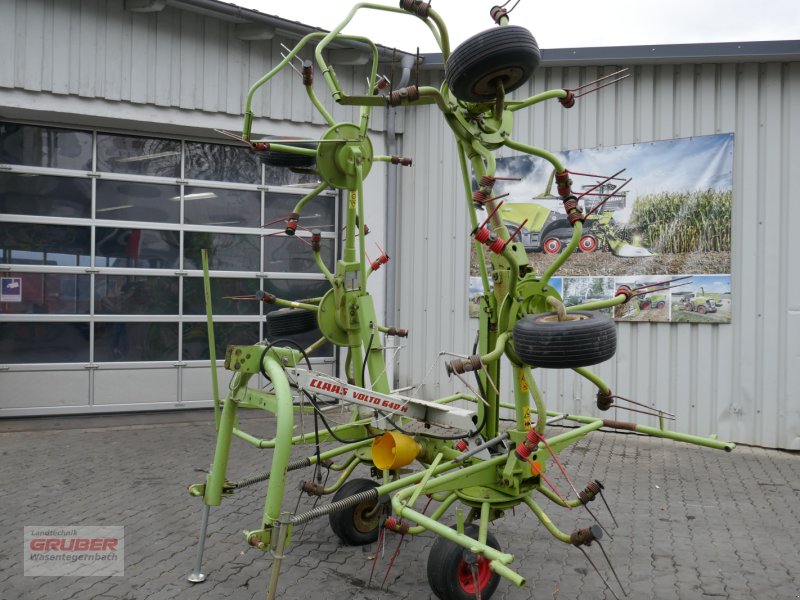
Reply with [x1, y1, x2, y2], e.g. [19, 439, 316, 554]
[421, 39, 800, 69]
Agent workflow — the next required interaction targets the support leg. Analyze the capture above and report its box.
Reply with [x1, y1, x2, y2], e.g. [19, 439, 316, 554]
[187, 504, 210, 583]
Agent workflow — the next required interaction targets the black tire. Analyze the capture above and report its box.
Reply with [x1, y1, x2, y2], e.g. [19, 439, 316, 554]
[265, 308, 317, 338]
[427, 524, 501, 600]
[696, 304, 706, 315]
[328, 478, 386, 545]
[513, 310, 617, 368]
[445, 26, 540, 102]
[258, 139, 317, 168]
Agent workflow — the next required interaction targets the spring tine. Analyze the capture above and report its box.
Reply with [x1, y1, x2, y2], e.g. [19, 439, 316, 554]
[609, 404, 676, 421]
[280, 43, 305, 66]
[567, 169, 628, 181]
[598, 488, 619, 528]
[577, 546, 622, 600]
[576, 169, 627, 201]
[569, 68, 629, 92]
[223, 295, 259, 301]
[537, 434, 581, 499]
[585, 178, 632, 218]
[631, 274, 692, 291]
[479, 362, 501, 397]
[612, 394, 676, 418]
[214, 128, 249, 144]
[381, 534, 405, 590]
[596, 540, 627, 596]
[574, 73, 631, 98]
[581, 502, 614, 540]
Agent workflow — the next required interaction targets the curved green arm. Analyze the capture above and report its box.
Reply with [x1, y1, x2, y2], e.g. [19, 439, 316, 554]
[507, 88, 569, 113]
[569, 293, 627, 312]
[573, 367, 612, 395]
[481, 331, 510, 364]
[522, 367, 546, 434]
[502, 136, 566, 174]
[291, 180, 330, 216]
[541, 220, 581, 285]
[522, 494, 572, 544]
[458, 141, 491, 294]
[313, 249, 335, 285]
[306, 83, 336, 127]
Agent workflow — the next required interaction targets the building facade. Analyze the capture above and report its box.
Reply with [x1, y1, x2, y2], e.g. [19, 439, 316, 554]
[1, 0, 798, 448]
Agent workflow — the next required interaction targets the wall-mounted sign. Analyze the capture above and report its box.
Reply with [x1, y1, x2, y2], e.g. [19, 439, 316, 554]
[1, 277, 22, 303]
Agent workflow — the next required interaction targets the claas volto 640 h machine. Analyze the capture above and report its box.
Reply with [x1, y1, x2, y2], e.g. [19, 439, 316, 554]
[185, 2, 734, 599]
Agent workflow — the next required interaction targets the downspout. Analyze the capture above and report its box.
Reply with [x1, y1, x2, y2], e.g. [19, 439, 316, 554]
[385, 54, 415, 388]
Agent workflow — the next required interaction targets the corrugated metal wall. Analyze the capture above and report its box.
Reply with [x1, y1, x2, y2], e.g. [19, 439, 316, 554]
[396, 61, 800, 449]
[0, 0, 388, 132]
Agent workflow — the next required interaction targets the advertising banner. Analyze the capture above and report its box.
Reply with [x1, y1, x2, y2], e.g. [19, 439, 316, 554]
[471, 133, 733, 323]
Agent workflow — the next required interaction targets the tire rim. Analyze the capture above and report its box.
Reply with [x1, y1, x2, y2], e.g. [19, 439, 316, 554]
[353, 500, 380, 533]
[543, 238, 561, 254]
[534, 313, 589, 323]
[579, 235, 597, 252]
[457, 556, 491, 594]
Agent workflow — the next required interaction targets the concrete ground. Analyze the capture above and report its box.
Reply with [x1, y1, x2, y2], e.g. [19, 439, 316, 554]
[1, 410, 799, 600]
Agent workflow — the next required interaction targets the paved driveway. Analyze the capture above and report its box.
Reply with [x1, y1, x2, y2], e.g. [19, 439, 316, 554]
[1, 411, 798, 599]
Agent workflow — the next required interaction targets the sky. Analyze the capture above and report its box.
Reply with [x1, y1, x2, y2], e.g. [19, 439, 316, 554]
[231, 0, 800, 51]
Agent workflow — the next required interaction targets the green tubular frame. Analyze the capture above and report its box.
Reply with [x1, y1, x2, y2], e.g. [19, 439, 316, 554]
[190, 3, 736, 596]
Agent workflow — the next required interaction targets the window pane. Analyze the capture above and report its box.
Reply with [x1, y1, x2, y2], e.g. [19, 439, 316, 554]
[94, 322, 178, 361]
[263, 163, 321, 187]
[0, 121, 92, 170]
[0, 322, 90, 363]
[0, 272, 90, 314]
[184, 232, 260, 271]
[183, 277, 260, 315]
[262, 279, 333, 357]
[96, 133, 180, 177]
[96, 227, 180, 269]
[183, 186, 260, 228]
[185, 142, 261, 184]
[95, 275, 178, 315]
[264, 192, 336, 232]
[182, 322, 259, 361]
[0, 222, 91, 266]
[95, 180, 180, 223]
[263, 236, 334, 273]
[0, 173, 91, 218]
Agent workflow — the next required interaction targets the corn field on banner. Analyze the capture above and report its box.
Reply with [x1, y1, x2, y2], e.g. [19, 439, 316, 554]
[477, 133, 733, 323]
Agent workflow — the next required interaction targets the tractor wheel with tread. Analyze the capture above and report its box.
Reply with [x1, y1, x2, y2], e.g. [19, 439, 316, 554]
[542, 237, 562, 255]
[328, 479, 386, 546]
[445, 25, 541, 102]
[696, 304, 707, 315]
[265, 308, 317, 338]
[427, 524, 501, 600]
[258, 138, 317, 168]
[513, 310, 617, 369]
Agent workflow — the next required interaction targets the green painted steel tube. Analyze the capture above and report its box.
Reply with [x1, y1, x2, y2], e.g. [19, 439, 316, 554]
[628, 423, 736, 451]
[406, 452, 443, 510]
[313, 250, 335, 285]
[541, 220, 581, 286]
[537, 484, 583, 508]
[201, 250, 220, 431]
[253, 142, 316, 157]
[458, 141, 491, 294]
[271, 298, 320, 312]
[522, 495, 572, 543]
[233, 418, 373, 448]
[522, 367, 546, 434]
[260, 355, 295, 527]
[490, 561, 526, 587]
[405, 492, 459, 535]
[303, 336, 328, 357]
[507, 88, 569, 112]
[569, 293, 628, 312]
[503, 137, 566, 174]
[356, 162, 368, 290]
[573, 367, 611, 395]
[481, 332, 510, 364]
[291, 181, 330, 219]
[204, 394, 238, 506]
[322, 456, 361, 494]
[305, 84, 336, 126]
[478, 501, 491, 545]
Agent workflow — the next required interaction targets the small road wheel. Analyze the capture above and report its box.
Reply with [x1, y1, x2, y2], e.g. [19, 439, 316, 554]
[258, 138, 317, 168]
[513, 310, 617, 368]
[265, 308, 317, 338]
[579, 234, 598, 253]
[542, 237, 562, 255]
[328, 479, 386, 545]
[427, 524, 501, 600]
[445, 26, 540, 102]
